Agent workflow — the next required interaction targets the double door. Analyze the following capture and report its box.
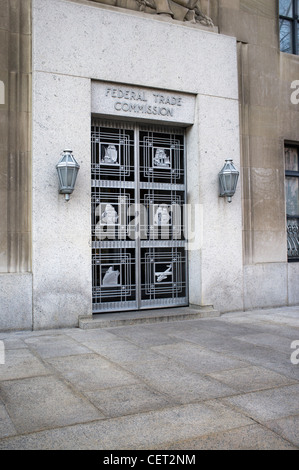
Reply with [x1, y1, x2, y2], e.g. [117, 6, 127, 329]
[91, 119, 188, 312]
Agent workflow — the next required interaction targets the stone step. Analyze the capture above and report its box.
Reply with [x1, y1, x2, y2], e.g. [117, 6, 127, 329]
[79, 305, 220, 329]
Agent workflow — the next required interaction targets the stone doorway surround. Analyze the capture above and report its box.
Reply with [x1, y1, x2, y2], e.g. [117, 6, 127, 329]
[30, 0, 241, 329]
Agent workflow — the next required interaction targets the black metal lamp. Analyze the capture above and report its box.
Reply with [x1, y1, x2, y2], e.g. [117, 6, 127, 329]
[219, 159, 239, 203]
[56, 149, 80, 201]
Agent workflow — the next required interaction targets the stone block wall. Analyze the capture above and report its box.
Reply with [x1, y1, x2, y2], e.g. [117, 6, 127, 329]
[0, 0, 32, 330]
[1, 0, 299, 330]
[0, 0, 32, 274]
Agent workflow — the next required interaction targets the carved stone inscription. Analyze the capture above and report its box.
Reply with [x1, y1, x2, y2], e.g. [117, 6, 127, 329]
[106, 87, 182, 118]
[91, 82, 195, 124]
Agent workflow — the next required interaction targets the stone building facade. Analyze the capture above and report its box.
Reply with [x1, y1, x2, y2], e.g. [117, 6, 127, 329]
[0, 0, 298, 330]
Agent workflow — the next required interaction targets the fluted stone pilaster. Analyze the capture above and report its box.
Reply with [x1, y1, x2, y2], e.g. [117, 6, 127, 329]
[0, 0, 31, 273]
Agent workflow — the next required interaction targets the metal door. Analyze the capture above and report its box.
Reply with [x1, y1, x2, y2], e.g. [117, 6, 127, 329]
[91, 119, 188, 313]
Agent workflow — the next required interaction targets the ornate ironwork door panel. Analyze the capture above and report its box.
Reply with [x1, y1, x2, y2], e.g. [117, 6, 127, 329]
[91, 120, 188, 313]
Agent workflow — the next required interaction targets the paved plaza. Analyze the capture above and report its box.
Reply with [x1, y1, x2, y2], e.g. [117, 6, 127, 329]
[0, 306, 299, 450]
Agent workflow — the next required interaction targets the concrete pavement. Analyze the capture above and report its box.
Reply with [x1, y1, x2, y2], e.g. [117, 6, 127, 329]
[0, 306, 299, 450]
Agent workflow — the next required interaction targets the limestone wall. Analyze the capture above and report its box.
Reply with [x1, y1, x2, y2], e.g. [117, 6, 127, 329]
[0, 0, 32, 330]
[30, 0, 242, 328]
[0, 0, 32, 274]
[218, 0, 299, 307]
[1, 0, 299, 331]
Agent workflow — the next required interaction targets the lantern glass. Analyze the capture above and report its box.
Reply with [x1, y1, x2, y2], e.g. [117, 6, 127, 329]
[219, 159, 239, 202]
[56, 150, 80, 201]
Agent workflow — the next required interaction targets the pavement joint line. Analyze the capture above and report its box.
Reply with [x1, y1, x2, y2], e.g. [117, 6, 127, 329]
[261, 417, 299, 450]
[147, 422, 299, 450]
[154, 336, 294, 374]
[2, 335, 298, 384]
[217, 397, 299, 450]
[1, 307, 299, 449]
[112, 323, 283, 359]
[203, 370, 299, 389]
[64, 326, 179, 352]
[1, 389, 299, 446]
[12, 330, 299, 401]
[58, 329, 251, 378]
[0, 396, 259, 445]
[18, 344, 110, 419]
[21, 342, 184, 413]
[4, 359, 295, 437]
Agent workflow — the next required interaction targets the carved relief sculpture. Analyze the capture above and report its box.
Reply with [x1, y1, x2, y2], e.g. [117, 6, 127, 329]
[90, 0, 214, 25]
[100, 204, 119, 225]
[153, 148, 171, 168]
[154, 205, 171, 226]
[102, 266, 121, 286]
[155, 264, 173, 282]
[101, 145, 119, 165]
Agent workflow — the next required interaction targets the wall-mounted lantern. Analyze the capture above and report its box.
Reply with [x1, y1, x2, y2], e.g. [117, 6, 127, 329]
[218, 159, 239, 203]
[56, 150, 80, 201]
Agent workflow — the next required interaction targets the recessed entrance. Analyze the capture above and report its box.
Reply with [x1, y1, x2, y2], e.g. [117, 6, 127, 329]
[91, 119, 188, 313]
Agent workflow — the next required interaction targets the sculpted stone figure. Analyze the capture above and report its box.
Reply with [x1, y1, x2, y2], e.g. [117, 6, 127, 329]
[90, 0, 214, 25]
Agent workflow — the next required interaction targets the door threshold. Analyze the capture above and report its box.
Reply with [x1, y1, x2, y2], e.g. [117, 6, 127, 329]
[79, 305, 220, 329]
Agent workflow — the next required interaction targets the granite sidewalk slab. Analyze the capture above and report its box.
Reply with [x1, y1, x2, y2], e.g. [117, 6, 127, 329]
[0, 306, 299, 450]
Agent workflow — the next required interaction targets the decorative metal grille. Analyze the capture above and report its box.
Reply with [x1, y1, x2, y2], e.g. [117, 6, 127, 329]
[91, 119, 188, 313]
[287, 216, 299, 260]
[285, 145, 299, 262]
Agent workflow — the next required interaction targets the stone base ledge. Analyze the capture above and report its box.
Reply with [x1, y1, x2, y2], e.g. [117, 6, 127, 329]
[79, 304, 220, 329]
